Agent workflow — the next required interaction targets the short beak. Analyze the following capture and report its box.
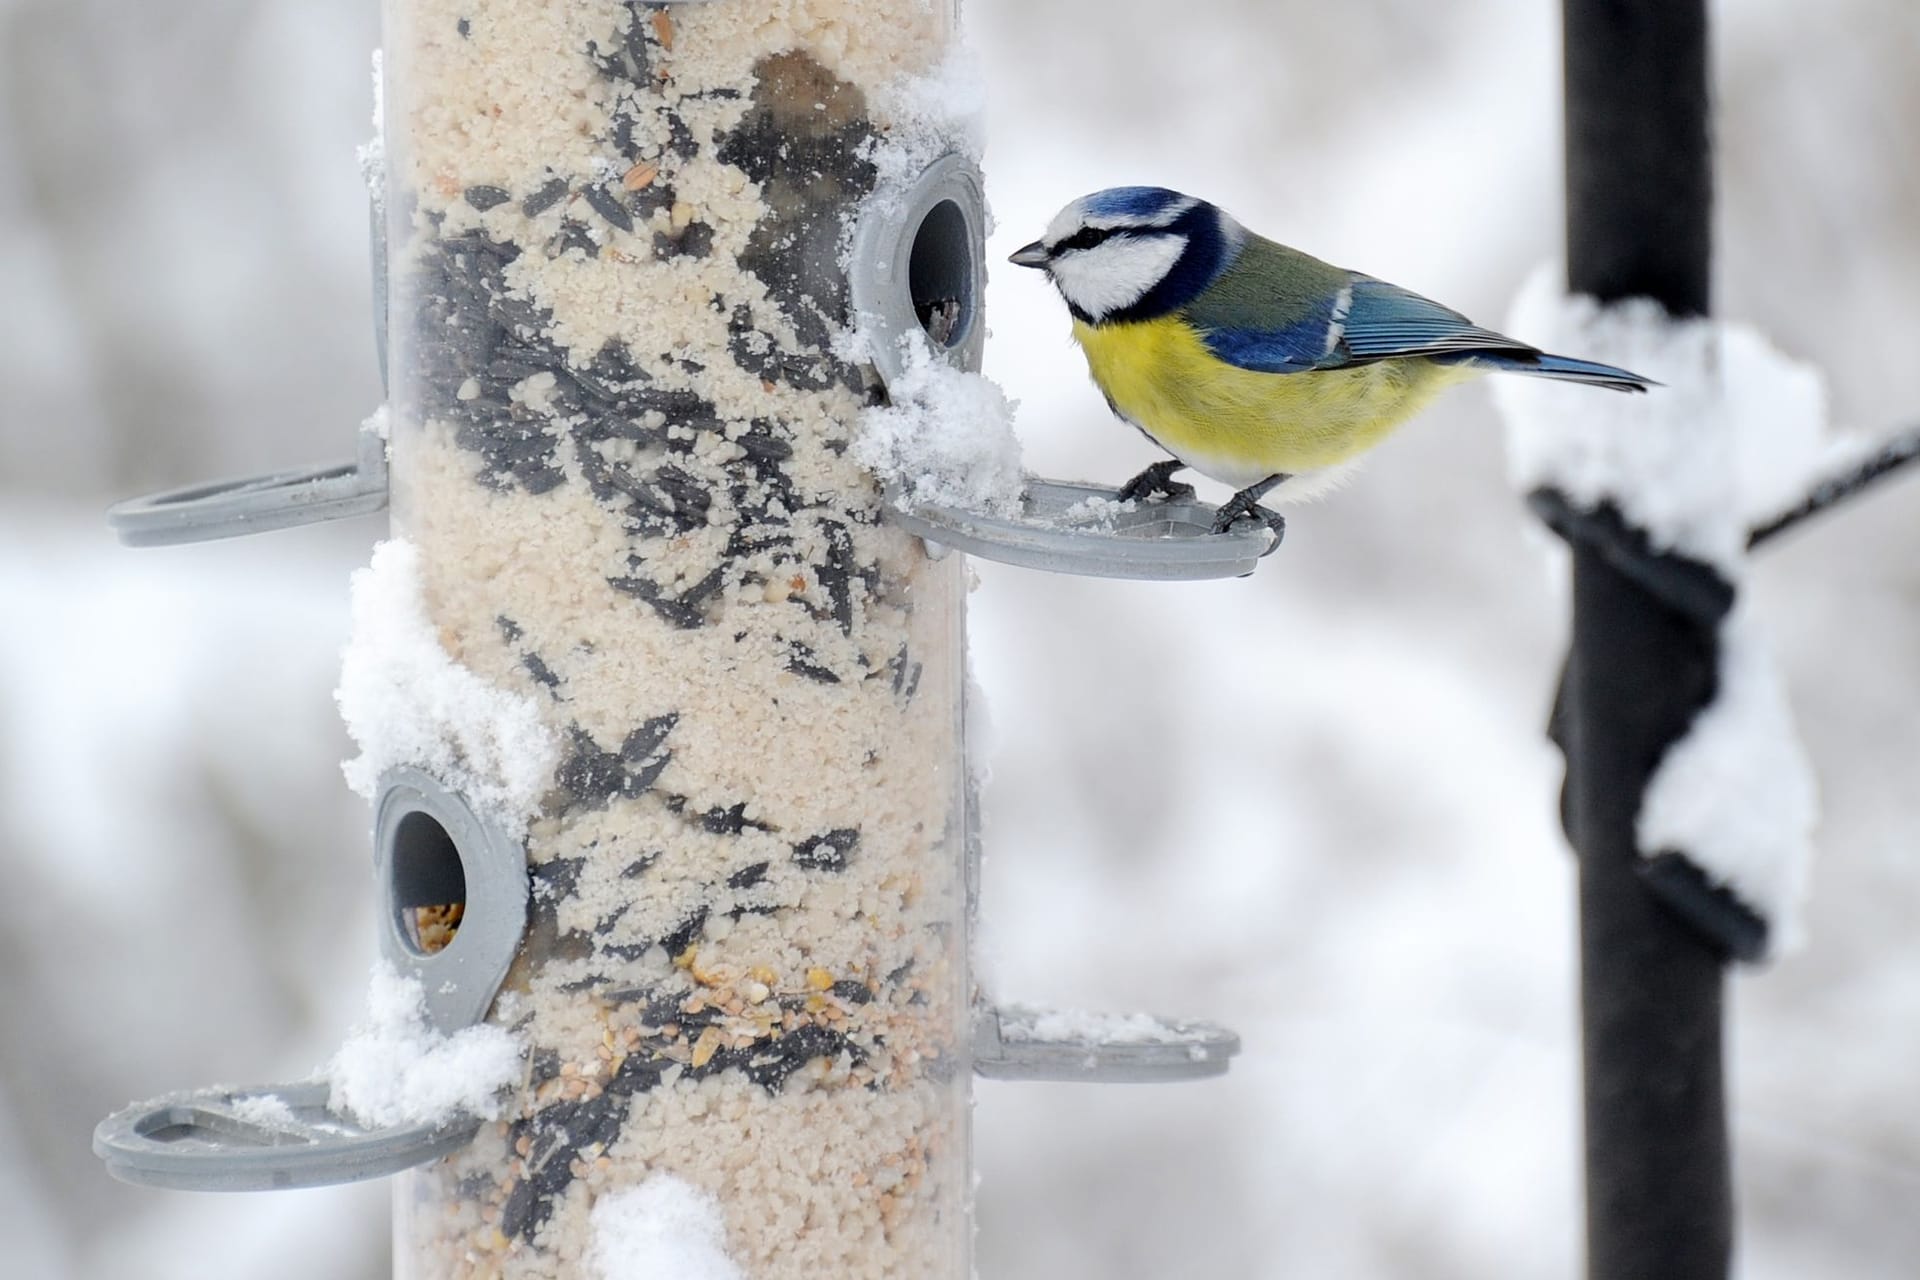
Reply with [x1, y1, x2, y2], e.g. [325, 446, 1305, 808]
[1007, 240, 1050, 269]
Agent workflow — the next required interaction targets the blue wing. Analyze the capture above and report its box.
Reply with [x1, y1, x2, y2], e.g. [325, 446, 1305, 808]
[1330, 277, 1536, 364]
[1193, 273, 1538, 376]
[1196, 304, 1339, 374]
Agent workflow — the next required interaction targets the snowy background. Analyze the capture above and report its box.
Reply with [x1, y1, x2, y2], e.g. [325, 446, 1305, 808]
[4, 1, 1919, 1276]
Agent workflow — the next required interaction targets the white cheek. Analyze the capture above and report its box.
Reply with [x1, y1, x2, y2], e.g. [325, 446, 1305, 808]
[1049, 235, 1187, 320]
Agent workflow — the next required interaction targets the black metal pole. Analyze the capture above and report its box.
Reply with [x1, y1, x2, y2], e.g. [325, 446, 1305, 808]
[1560, 4, 1731, 1279]
[1565, 1, 1712, 314]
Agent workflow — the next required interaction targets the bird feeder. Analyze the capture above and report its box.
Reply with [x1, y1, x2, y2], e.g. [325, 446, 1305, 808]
[96, 2, 1244, 1276]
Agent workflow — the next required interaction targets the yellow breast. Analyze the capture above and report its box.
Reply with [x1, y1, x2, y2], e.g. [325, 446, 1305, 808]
[1071, 315, 1476, 487]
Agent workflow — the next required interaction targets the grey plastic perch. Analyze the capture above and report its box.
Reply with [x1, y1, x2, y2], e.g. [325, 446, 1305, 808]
[972, 1003, 1241, 1083]
[889, 480, 1278, 580]
[106, 425, 389, 547]
[93, 1081, 481, 1192]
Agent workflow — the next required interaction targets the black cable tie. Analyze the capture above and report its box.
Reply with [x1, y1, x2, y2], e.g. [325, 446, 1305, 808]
[1637, 851, 1769, 964]
[1526, 491, 1765, 962]
[1748, 423, 1920, 549]
[1526, 488, 1736, 626]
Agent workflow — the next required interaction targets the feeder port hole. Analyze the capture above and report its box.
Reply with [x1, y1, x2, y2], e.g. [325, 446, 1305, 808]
[387, 809, 466, 956]
[909, 198, 974, 350]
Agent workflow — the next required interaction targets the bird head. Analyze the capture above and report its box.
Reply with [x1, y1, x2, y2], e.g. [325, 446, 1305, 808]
[1008, 187, 1243, 325]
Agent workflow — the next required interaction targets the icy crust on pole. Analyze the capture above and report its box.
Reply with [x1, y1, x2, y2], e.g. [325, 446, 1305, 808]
[1495, 265, 1838, 954]
[1500, 266, 1849, 574]
[376, 2, 971, 1277]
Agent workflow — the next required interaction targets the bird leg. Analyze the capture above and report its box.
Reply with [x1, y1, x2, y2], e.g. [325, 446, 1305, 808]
[1116, 459, 1196, 503]
[1211, 474, 1289, 552]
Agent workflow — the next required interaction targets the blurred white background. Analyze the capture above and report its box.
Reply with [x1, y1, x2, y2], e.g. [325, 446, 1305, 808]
[3, 1, 1918, 1277]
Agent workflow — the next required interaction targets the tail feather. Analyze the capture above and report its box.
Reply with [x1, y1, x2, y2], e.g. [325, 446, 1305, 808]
[1461, 350, 1656, 393]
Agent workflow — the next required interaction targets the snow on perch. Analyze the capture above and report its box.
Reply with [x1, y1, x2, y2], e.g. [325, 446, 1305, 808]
[1000, 1007, 1202, 1046]
[327, 962, 522, 1129]
[1495, 265, 1838, 954]
[850, 329, 1026, 518]
[335, 538, 558, 835]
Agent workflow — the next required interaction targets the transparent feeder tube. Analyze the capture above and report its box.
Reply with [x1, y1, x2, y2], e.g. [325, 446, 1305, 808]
[381, 2, 970, 1276]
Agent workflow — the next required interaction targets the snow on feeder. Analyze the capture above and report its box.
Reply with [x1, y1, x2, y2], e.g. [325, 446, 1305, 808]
[96, 2, 1241, 1276]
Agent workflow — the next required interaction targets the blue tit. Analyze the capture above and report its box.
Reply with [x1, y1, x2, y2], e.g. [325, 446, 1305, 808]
[1008, 187, 1652, 543]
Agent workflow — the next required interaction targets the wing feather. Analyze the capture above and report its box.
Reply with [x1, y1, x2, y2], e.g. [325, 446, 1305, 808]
[1330, 277, 1537, 363]
[1182, 247, 1539, 375]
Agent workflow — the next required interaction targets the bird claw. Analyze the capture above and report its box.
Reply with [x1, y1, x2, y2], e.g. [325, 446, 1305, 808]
[1116, 461, 1196, 504]
[1211, 499, 1286, 552]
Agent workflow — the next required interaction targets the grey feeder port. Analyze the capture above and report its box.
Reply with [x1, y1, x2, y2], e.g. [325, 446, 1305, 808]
[848, 150, 989, 386]
[889, 479, 1278, 581]
[94, 1082, 481, 1193]
[92, 770, 528, 1192]
[972, 1003, 1241, 1084]
[373, 767, 529, 1036]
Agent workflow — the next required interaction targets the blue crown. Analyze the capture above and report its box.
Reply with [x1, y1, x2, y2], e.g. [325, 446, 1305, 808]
[1083, 186, 1195, 224]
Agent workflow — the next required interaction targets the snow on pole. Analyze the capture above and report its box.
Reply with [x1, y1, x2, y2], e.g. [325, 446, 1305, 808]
[1498, 277, 1833, 956]
[374, 2, 974, 1276]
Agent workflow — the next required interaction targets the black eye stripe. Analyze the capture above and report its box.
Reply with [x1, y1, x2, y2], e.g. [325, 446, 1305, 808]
[1053, 225, 1117, 254]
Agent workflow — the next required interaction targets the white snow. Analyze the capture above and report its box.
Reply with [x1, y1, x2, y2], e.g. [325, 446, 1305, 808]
[335, 538, 559, 834]
[1001, 1007, 1197, 1046]
[1495, 266, 1837, 951]
[850, 330, 1027, 517]
[1497, 264, 1844, 575]
[867, 47, 989, 186]
[362, 401, 391, 442]
[1639, 606, 1817, 952]
[588, 1177, 744, 1280]
[326, 962, 522, 1129]
[843, 49, 1019, 519]
[1053, 494, 1137, 530]
[228, 1093, 300, 1129]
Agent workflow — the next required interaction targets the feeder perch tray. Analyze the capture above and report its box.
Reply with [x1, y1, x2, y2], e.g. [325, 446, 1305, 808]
[94, 1081, 481, 1192]
[106, 425, 389, 547]
[107, 173, 396, 550]
[889, 479, 1279, 581]
[972, 1003, 1241, 1083]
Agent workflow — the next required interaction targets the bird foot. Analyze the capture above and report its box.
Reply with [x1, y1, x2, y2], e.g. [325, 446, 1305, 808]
[1116, 460, 1196, 504]
[1211, 494, 1287, 554]
[1211, 475, 1289, 554]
